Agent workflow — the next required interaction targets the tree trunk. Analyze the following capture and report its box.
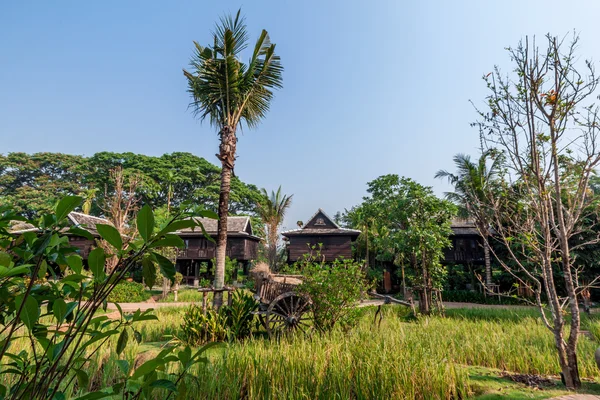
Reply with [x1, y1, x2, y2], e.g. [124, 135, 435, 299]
[213, 125, 236, 309]
[483, 239, 492, 287]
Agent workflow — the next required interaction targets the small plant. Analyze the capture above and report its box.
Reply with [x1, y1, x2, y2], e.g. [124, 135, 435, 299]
[198, 278, 211, 288]
[179, 305, 228, 346]
[221, 290, 258, 340]
[107, 281, 151, 303]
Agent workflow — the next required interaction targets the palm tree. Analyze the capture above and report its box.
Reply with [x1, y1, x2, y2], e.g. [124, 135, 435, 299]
[435, 151, 502, 288]
[256, 186, 293, 270]
[184, 10, 283, 308]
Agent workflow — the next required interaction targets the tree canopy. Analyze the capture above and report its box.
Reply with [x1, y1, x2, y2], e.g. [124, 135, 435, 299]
[0, 152, 263, 218]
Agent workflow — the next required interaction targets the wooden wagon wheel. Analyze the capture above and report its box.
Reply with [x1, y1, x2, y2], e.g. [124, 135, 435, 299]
[265, 292, 312, 338]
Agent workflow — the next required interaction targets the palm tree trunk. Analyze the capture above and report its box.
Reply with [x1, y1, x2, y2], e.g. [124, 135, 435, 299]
[484, 240, 492, 287]
[213, 125, 236, 309]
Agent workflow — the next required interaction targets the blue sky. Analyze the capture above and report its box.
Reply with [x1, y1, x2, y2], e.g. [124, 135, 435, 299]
[2, 1, 600, 229]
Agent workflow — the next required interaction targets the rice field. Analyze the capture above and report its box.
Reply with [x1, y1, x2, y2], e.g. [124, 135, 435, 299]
[4, 306, 600, 399]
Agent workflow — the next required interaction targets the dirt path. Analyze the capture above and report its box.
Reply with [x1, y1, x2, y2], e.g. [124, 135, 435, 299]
[549, 396, 600, 399]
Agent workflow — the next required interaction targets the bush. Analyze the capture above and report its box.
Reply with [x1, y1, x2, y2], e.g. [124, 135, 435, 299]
[221, 290, 258, 339]
[296, 256, 369, 332]
[442, 290, 524, 305]
[107, 281, 151, 303]
[178, 290, 258, 345]
[179, 305, 228, 346]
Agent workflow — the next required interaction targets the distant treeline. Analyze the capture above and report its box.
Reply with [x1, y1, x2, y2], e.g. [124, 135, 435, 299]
[0, 152, 263, 218]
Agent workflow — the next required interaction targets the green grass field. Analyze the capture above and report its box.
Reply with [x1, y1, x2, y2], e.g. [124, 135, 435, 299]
[4, 305, 600, 398]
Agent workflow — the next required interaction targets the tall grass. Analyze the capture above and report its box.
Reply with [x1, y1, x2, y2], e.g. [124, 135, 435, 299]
[3, 306, 600, 399]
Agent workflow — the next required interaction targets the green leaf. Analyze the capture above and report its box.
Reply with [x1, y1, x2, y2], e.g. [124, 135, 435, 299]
[73, 392, 112, 400]
[116, 359, 130, 376]
[137, 205, 154, 242]
[56, 196, 82, 221]
[0, 252, 11, 267]
[152, 252, 175, 283]
[75, 369, 89, 391]
[38, 259, 47, 280]
[53, 298, 67, 323]
[131, 359, 161, 379]
[0, 265, 30, 279]
[149, 379, 177, 392]
[116, 329, 128, 355]
[156, 219, 198, 236]
[96, 224, 123, 251]
[149, 234, 185, 249]
[88, 248, 106, 281]
[15, 294, 39, 330]
[68, 227, 94, 241]
[198, 210, 218, 220]
[67, 255, 83, 274]
[142, 257, 156, 290]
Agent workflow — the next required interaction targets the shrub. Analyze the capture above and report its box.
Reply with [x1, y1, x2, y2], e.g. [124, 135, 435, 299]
[221, 290, 258, 339]
[297, 256, 369, 332]
[107, 281, 151, 303]
[179, 305, 228, 346]
[178, 290, 258, 345]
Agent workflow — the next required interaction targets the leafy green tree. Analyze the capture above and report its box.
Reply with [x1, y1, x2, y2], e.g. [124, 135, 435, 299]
[183, 10, 283, 308]
[255, 186, 293, 270]
[435, 151, 502, 287]
[0, 152, 263, 219]
[349, 175, 456, 314]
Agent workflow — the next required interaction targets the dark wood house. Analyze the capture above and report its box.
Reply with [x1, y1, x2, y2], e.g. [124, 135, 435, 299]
[10, 212, 111, 260]
[174, 216, 260, 286]
[282, 209, 360, 263]
[443, 219, 485, 265]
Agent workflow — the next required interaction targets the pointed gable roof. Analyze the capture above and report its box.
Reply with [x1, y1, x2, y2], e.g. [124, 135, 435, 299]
[175, 216, 260, 240]
[281, 209, 361, 237]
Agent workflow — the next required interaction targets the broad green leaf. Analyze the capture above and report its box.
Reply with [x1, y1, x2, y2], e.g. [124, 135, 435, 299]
[156, 219, 197, 236]
[73, 392, 112, 400]
[53, 298, 67, 323]
[131, 359, 161, 379]
[137, 205, 154, 242]
[88, 248, 106, 281]
[149, 379, 177, 392]
[75, 369, 89, 391]
[197, 210, 218, 220]
[68, 227, 94, 241]
[0, 252, 11, 267]
[38, 259, 47, 280]
[116, 359, 129, 376]
[66, 255, 83, 274]
[149, 234, 185, 249]
[152, 252, 175, 282]
[0, 265, 30, 279]
[116, 329, 128, 355]
[96, 224, 122, 251]
[15, 294, 39, 330]
[56, 196, 82, 222]
[142, 257, 156, 289]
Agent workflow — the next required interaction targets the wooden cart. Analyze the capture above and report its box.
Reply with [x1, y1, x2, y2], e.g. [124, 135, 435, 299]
[254, 274, 312, 337]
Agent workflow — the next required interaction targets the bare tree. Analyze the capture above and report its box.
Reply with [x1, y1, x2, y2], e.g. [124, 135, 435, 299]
[475, 33, 600, 389]
[100, 166, 142, 272]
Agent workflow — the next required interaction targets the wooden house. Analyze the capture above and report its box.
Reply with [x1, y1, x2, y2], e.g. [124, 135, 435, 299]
[281, 209, 360, 263]
[10, 212, 111, 260]
[442, 219, 485, 265]
[174, 216, 260, 286]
